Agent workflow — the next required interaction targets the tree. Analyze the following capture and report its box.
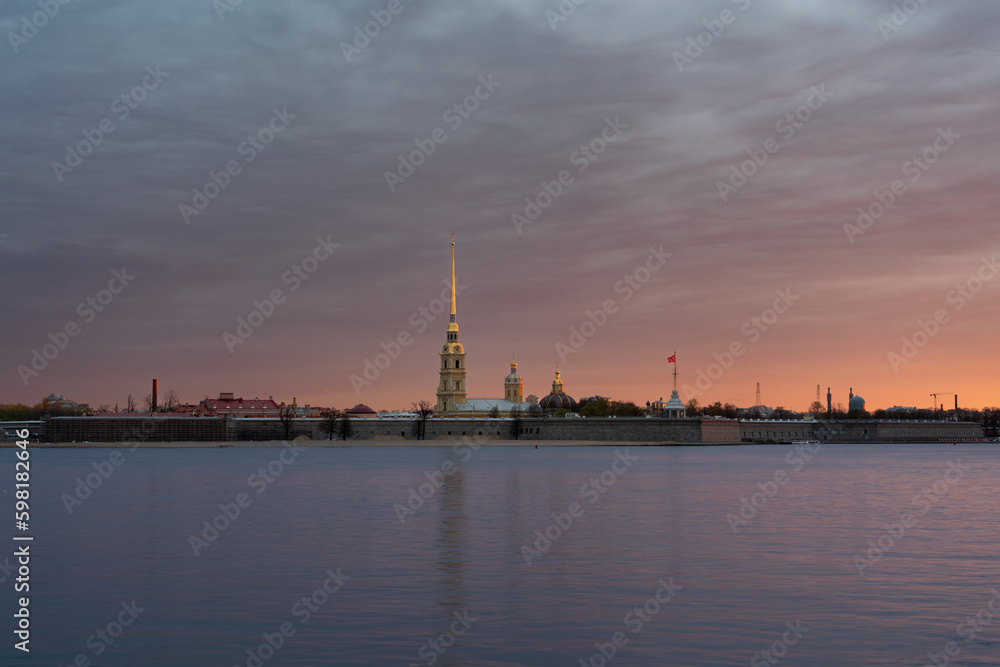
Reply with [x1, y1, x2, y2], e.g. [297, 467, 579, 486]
[320, 410, 340, 441]
[685, 398, 700, 417]
[610, 401, 644, 417]
[98, 404, 111, 414]
[509, 406, 523, 439]
[723, 403, 739, 419]
[339, 414, 354, 441]
[808, 401, 824, 417]
[579, 397, 611, 417]
[411, 401, 435, 440]
[162, 389, 180, 411]
[0, 404, 37, 421]
[981, 408, 999, 437]
[527, 403, 543, 418]
[143, 394, 155, 412]
[278, 404, 296, 440]
[487, 405, 500, 419]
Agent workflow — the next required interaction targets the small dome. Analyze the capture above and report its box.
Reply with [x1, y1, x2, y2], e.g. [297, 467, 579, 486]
[849, 396, 866, 411]
[505, 355, 521, 382]
[346, 403, 376, 415]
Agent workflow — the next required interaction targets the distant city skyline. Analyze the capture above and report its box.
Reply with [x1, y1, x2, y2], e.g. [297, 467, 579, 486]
[3, 1, 998, 413]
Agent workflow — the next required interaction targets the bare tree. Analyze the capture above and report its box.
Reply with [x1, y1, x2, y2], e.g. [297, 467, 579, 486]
[411, 401, 435, 440]
[143, 393, 154, 412]
[509, 406, 523, 440]
[162, 389, 180, 411]
[278, 404, 296, 440]
[487, 405, 500, 419]
[126, 394, 135, 413]
[320, 410, 340, 441]
[338, 413, 354, 441]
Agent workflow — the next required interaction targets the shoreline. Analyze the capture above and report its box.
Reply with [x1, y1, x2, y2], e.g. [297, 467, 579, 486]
[9, 439, 695, 448]
[3, 439, 988, 448]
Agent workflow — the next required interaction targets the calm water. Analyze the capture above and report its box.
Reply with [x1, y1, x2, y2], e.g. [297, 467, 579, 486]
[6, 443, 999, 666]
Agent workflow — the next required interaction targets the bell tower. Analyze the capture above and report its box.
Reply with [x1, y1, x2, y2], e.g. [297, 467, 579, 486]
[436, 235, 467, 414]
[504, 355, 523, 403]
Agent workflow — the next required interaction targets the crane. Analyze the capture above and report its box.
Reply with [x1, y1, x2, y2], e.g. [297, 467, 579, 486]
[930, 392, 953, 411]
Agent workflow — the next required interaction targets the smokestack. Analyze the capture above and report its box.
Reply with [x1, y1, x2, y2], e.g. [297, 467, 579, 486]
[152, 378, 158, 413]
[955, 394, 958, 411]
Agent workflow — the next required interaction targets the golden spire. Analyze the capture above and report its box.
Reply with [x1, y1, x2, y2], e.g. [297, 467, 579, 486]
[449, 233, 457, 327]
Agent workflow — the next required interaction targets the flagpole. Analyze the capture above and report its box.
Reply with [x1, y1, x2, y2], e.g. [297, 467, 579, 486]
[672, 350, 677, 392]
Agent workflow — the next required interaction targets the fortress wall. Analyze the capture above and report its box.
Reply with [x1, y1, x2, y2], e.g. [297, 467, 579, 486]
[46, 416, 227, 443]
[740, 421, 818, 442]
[535, 418, 708, 442]
[876, 421, 983, 441]
[701, 419, 742, 443]
[38, 416, 984, 444]
[739, 420, 985, 443]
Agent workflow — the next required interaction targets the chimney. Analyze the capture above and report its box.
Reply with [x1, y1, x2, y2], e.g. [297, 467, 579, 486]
[152, 378, 158, 413]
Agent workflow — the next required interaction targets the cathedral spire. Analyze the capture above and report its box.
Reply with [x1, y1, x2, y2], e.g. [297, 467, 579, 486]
[446, 234, 459, 342]
[449, 233, 457, 325]
[437, 235, 466, 414]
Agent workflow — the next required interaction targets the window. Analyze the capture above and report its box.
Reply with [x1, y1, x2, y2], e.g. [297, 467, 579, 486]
[455, 360, 460, 368]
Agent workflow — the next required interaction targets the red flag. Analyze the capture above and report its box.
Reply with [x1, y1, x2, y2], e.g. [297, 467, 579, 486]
[667, 354, 676, 363]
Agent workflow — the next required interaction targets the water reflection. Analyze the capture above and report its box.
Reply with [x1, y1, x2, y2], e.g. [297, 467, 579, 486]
[435, 455, 469, 666]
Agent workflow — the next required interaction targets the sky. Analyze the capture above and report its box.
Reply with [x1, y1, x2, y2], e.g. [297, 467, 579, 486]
[2, 0, 999, 413]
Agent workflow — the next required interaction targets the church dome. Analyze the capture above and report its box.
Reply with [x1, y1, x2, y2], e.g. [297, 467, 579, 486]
[849, 395, 866, 411]
[505, 355, 522, 383]
[539, 392, 578, 412]
[539, 366, 577, 413]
